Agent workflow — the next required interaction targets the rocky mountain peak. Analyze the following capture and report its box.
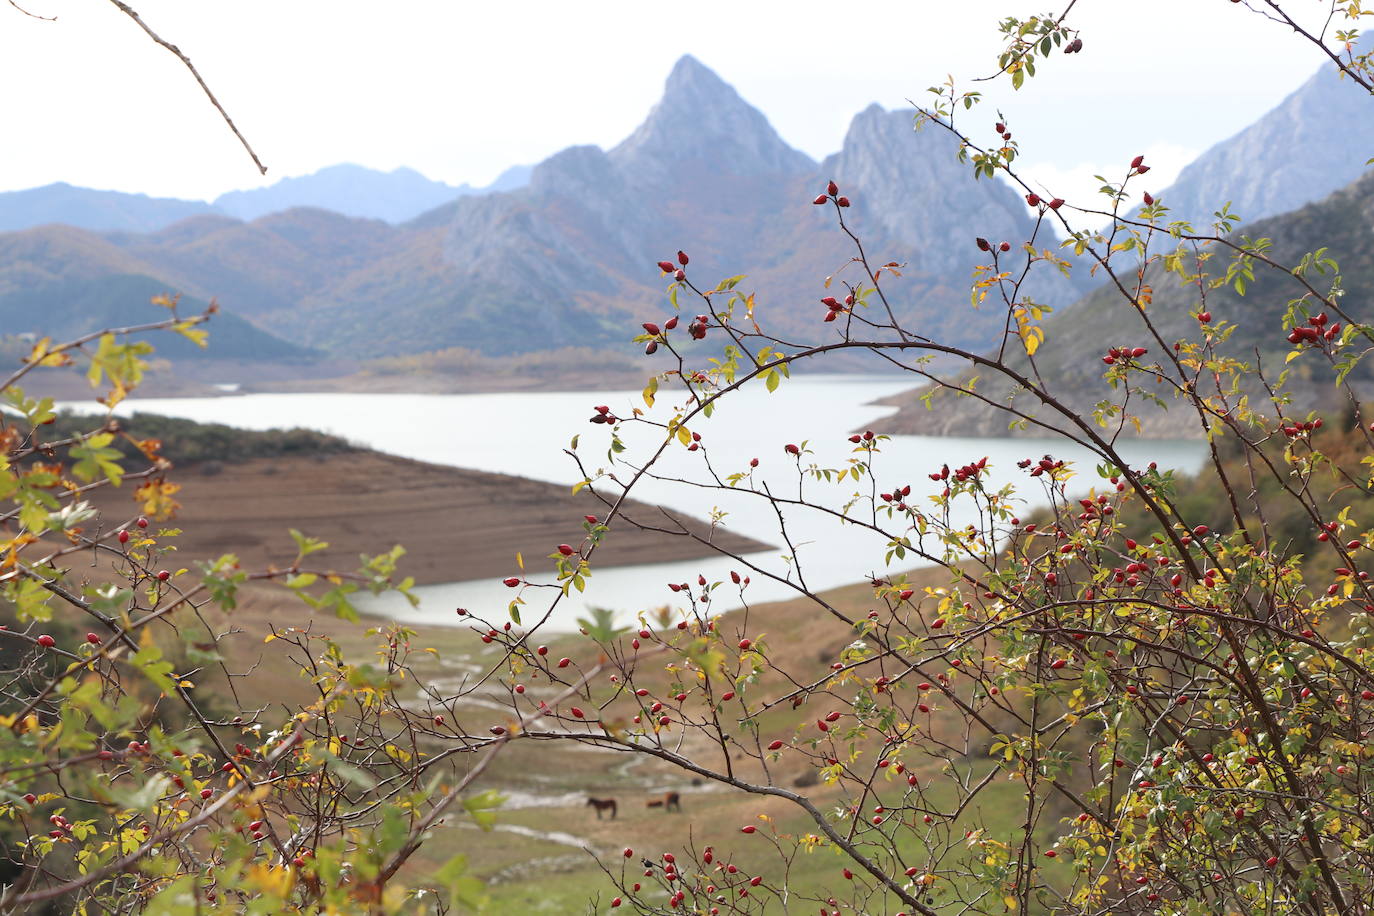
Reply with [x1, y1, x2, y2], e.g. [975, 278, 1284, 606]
[1156, 54, 1374, 227]
[822, 105, 1035, 273]
[610, 54, 814, 179]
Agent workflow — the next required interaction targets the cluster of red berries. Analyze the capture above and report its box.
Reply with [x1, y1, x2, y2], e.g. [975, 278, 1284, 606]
[640, 317, 679, 354]
[47, 812, 73, 840]
[1025, 193, 1065, 210]
[819, 293, 853, 322]
[1063, 36, 1083, 53]
[1018, 455, 1066, 477]
[847, 430, 876, 444]
[1073, 493, 1117, 521]
[666, 573, 709, 595]
[1281, 417, 1323, 438]
[975, 237, 1013, 253]
[655, 250, 689, 281]
[879, 484, 912, 506]
[1129, 154, 1151, 176]
[1102, 346, 1148, 365]
[936, 456, 989, 483]
[588, 404, 618, 425]
[1287, 311, 1341, 345]
[812, 179, 850, 208]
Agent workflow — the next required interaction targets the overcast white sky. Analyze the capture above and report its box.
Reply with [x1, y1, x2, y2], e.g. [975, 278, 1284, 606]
[0, 1, 1345, 205]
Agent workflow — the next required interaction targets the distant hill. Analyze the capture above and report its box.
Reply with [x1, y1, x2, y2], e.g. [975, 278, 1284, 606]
[0, 223, 312, 361]
[0, 183, 217, 234]
[215, 164, 466, 223]
[873, 169, 1374, 438]
[1154, 54, 1374, 228]
[0, 164, 534, 236]
[104, 208, 407, 320]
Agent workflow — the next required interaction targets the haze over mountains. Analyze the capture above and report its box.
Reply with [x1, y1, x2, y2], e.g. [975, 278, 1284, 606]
[0, 51, 1367, 375]
[0, 164, 533, 233]
[1153, 51, 1374, 229]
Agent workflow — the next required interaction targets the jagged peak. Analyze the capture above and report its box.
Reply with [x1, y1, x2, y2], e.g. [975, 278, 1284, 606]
[663, 54, 721, 94]
[610, 55, 814, 178]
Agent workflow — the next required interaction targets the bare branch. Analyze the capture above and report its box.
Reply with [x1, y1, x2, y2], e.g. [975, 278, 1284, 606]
[106, 0, 267, 174]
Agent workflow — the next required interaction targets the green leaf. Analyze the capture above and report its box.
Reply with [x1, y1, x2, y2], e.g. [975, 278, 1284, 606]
[320, 749, 377, 789]
[132, 644, 177, 694]
[463, 789, 506, 832]
[434, 854, 488, 910]
[289, 528, 329, 557]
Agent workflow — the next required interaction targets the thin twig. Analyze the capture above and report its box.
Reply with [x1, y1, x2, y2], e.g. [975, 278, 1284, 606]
[6, 0, 55, 21]
[106, 0, 267, 174]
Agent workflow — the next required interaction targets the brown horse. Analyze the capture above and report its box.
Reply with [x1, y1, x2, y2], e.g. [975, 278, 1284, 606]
[586, 797, 617, 820]
[645, 791, 681, 813]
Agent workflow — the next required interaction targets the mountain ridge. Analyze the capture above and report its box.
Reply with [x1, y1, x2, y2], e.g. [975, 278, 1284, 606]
[0, 53, 1363, 371]
[1154, 53, 1374, 228]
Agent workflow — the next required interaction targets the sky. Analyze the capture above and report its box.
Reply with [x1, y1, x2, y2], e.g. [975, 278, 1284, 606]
[0, 1, 1346, 207]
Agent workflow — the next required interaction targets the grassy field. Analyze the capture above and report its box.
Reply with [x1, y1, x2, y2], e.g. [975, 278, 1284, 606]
[201, 565, 1059, 914]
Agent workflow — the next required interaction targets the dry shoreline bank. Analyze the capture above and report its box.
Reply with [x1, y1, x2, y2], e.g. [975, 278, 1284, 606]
[80, 450, 770, 586]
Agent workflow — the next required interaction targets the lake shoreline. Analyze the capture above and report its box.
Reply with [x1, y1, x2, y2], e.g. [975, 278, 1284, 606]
[76, 450, 771, 589]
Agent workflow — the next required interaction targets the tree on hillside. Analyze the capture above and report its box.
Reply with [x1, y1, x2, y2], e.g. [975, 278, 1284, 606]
[5, 2, 1374, 914]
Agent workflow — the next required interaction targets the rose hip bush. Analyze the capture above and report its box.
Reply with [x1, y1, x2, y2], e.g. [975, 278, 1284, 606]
[7, 3, 1374, 914]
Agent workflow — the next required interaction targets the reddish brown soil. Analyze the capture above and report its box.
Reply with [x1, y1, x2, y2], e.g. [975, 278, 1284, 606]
[80, 450, 769, 585]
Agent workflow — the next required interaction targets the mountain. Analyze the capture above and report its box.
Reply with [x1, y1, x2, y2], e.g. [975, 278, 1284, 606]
[273, 57, 1087, 357]
[797, 105, 1085, 337]
[0, 183, 217, 234]
[0, 55, 1093, 361]
[106, 208, 406, 320]
[1154, 54, 1374, 228]
[0, 164, 536, 237]
[0, 224, 312, 361]
[611, 55, 816, 181]
[873, 168, 1374, 438]
[483, 164, 534, 193]
[213, 164, 467, 223]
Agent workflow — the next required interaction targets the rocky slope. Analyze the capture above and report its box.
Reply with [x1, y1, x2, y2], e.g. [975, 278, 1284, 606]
[1155, 53, 1374, 228]
[873, 169, 1374, 438]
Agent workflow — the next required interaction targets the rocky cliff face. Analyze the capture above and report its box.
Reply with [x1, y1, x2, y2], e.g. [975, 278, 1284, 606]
[1156, 56, 1374, 228]
[611, 55, 816, 182]
[823, 106, 1033, 275]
